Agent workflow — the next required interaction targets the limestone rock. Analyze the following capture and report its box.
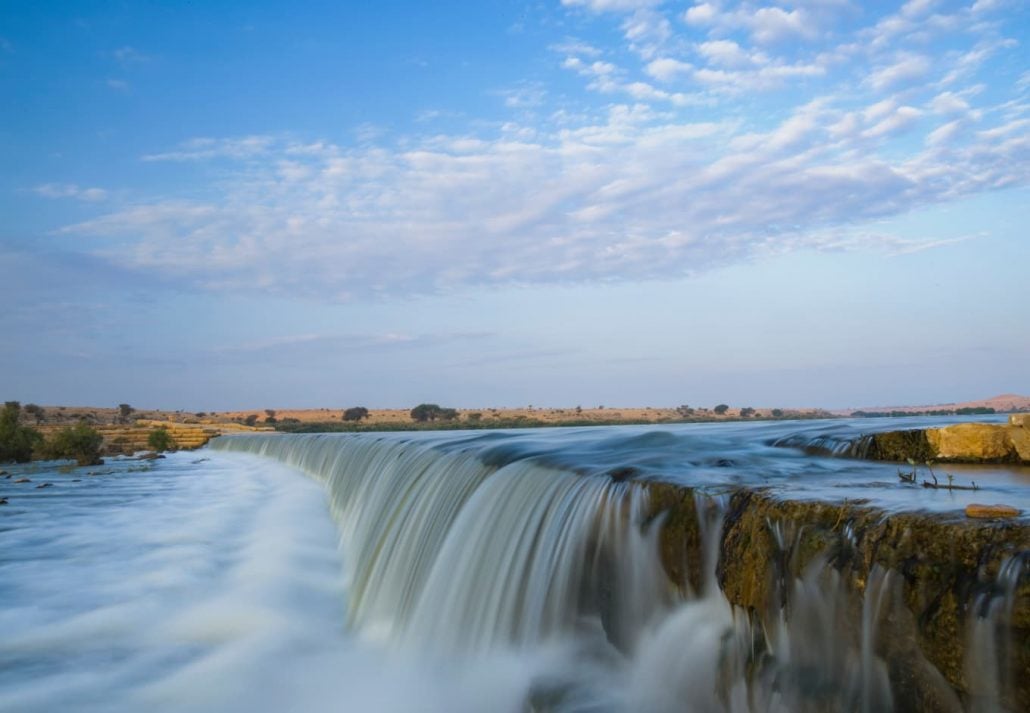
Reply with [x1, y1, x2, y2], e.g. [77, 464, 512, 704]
[965, 503, 1020, 519]
[1009, 424, 1030, 461]
[925, 423, 1017, 462]
[1009, 414, 1030, 427]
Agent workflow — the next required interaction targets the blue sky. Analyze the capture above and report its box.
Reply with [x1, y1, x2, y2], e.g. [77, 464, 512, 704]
[1, 0, 1027, 411]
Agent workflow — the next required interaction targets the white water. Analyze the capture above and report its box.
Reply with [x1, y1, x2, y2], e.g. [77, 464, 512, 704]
[2, 423, 1026, 711]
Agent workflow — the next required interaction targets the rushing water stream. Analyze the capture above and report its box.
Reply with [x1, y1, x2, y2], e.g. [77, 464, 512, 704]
[1, 417, 1027, 712]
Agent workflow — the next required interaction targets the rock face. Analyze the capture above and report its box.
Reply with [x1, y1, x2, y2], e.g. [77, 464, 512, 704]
[864, 423, 1030, 464]
[927, 423, 1020, 462]
[640, 481, 1030, 712]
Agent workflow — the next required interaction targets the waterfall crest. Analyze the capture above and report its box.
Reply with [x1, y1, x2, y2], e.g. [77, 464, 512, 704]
[212, 433, 673, 653]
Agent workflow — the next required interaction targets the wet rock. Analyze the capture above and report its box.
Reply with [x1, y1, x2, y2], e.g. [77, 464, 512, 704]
[638, 482, 1030, 712]
[965, 503, 1021, 519]
[35, 482, 53, 489]
[857, 423, 1028, 465]
[137, 451, 165, 460]
[865, 429, 936, 462]
[0, 497, 7, 505]
[13, 478, 31, 483]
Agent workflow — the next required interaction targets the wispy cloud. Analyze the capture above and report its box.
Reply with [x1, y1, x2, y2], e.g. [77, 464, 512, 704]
[34, 183, 108, 201]
[112, 45, 149, 65]
[141, 136, 275, 162]
[41, 1, 1030, 301]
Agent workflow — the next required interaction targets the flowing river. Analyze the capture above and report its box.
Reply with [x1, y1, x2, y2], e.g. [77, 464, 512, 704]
[1, 416, 1026, 712]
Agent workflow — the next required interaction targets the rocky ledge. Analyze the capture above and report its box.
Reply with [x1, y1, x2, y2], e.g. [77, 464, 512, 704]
[640, 481, 1029, 712]
[859, 419, 1030, 465]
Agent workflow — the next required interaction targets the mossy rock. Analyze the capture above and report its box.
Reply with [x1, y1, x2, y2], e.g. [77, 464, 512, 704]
[636, 480, 1030, 712]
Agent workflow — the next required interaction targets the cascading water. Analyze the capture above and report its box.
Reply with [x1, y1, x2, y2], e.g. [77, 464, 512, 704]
[5, 420, 1025, 712]
[213, 434, 673, 653]
[211, 430, 1028, 712]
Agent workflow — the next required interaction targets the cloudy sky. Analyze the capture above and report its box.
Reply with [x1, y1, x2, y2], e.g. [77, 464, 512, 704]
[1, 0, 1027, 411]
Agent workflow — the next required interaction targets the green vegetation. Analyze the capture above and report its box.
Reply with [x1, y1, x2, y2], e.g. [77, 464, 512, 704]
[42, 421, 104, 466]
[147, 427, 177, 452]
[410, 403, 459, 422]
[0, 401, 43, 463]
[343, 406, 369, 422]
[244, 414, 259, 426]
[713, 404, 729, 415]
[118, 403, 135, 424]
[852, 407, 996, 418]
[771, 409, 784, 418]
[24, 403, 46, 424]
[264, 409, 277, 424]
[739, 407, 755, 418]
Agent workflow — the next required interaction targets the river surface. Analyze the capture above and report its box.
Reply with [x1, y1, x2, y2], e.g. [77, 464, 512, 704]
[0, 416, 1026, 712]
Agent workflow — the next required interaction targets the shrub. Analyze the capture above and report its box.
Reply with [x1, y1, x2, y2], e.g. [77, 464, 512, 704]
[44, 421, 104, 466]
[244, 414, 258, 426]
[410, 404, 458, 422]
[0, 401, 43, 463]
[147, 427, 177, 452]
[343, 407, 370, 422]
[740, 407, 755, 418]
[771, 408, 784, 418]
[713, 404, 729, 415]
[24, 403, 46, 424]
[118, 403, 135, 424]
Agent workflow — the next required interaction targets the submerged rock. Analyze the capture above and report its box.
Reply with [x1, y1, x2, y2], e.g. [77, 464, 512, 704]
[966, 503, 1021, 519]
[13, 477, 31, 483]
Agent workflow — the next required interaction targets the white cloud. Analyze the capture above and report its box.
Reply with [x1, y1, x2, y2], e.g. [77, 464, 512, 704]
[861, 105, 921, 139]
[142, 136, 276, 162]
[112, 46, 148, 65]
[561, 0, 662, 12]
[684, 3, 717, 25]
[55, 88, 1028, 299]
[498, 83, 547, 109]
[34, 183, 108, 201]
[928, 91, 970, 115]
[645, 57, 694, 82]
[866, 53, 931, 91]
[37, 1, 1030, 301]
[697, 40, 765, 68]
[750, 7, 813, 44]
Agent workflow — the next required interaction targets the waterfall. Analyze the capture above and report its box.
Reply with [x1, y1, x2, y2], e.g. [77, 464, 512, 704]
[212, 433, 673, 653]
[212, 432, 1026, 712]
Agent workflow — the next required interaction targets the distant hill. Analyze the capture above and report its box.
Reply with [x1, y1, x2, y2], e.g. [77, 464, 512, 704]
[844, 394, 1030, 416]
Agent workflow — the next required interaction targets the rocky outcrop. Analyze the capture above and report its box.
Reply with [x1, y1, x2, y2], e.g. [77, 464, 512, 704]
[862, 423, 1030, 465]
[640, 481, 1030, 712]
